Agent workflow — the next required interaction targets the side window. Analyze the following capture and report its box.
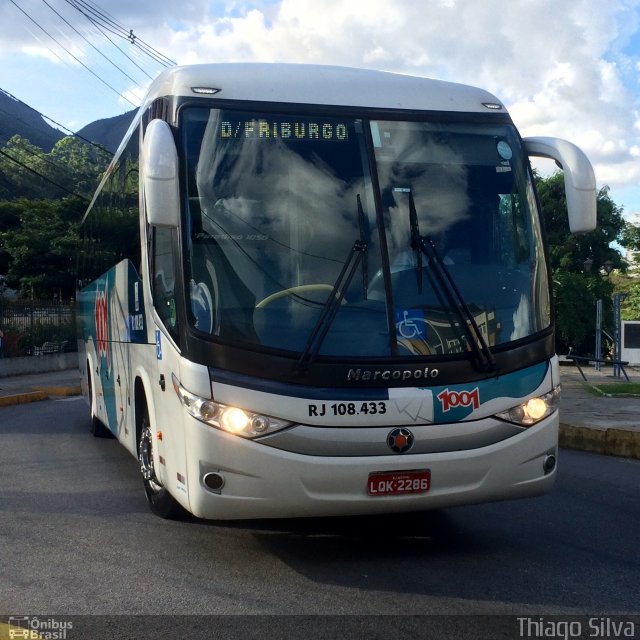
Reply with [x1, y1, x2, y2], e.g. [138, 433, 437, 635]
[79, 125, 141, 285]
[498, 192, 531, 265]
[152, 226, 178, 336]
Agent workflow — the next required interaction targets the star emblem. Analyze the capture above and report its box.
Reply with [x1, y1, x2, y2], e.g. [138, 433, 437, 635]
[387, 427, 414, 453]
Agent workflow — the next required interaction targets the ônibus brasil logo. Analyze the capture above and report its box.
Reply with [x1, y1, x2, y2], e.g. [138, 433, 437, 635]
[437, 387, 480, 412]
[95, 287, 110, 368]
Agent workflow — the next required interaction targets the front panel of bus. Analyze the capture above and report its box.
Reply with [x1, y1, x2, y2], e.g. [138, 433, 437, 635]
[151, 100, 561, 518]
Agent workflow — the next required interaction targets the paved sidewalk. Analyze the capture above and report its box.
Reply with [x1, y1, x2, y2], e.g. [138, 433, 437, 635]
[0, 364, 639, 459]
[559, 364, 640, 459]
[0, 369, 82, 406]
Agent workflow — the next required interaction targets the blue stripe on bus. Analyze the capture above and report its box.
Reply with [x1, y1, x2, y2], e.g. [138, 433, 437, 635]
[210, 360, 549, 416]
[430, 361, 549, 423]
[209, 368, 390, 401]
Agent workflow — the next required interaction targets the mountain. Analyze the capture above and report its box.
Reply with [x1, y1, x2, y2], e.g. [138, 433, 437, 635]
[76, 110, 136, 154]
[0, 89, 137, 155]
[0, 90, 64, 151]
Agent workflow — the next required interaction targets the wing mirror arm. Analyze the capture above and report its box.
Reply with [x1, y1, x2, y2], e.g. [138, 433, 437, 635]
[524, 136, 597, 233]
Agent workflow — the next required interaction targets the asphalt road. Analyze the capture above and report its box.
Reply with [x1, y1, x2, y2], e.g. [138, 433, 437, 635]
[1, 397, 639, 638]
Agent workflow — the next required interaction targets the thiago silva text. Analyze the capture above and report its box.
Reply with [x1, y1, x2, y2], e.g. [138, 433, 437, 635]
[518, 617, 635, 639]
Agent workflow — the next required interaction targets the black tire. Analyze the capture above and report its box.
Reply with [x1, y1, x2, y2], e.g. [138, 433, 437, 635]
[138, 403, 185, 519]
[88, 368, 113, 438]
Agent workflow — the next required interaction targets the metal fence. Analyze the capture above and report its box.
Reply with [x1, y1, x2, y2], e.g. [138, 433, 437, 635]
[0, 300, 76, 357]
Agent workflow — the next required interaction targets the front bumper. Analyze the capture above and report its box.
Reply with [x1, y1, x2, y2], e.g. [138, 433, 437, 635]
[182, 412, 558, 520]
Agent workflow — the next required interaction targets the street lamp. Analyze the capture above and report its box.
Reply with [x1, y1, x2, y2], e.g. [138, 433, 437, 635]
[602, 260, 614, 276]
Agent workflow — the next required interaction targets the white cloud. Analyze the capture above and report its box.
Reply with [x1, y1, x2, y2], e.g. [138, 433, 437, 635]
[148, 0, 640, 198]
[21, 45, 65, 65]
[2, 0, 640, 209]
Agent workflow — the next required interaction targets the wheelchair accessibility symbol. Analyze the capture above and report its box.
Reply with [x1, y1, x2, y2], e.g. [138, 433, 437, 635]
[396, 309, 426, 340]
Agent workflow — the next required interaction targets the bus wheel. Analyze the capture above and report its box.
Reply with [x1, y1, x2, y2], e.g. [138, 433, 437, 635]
[138, 406, 184, 519]
[88, 369, 112, 438]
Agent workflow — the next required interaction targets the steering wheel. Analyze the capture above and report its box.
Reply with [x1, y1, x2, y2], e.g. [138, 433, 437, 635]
[397, 338, 433, 356]
[256, 284, 347, 309]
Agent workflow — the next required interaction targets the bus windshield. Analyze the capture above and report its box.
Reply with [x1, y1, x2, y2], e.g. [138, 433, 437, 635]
[181, 107, 550, 359]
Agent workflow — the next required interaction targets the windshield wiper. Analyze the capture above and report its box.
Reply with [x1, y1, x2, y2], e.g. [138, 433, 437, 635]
[357, 193, 369, 299]
[405, 189, 496, 372]
[294, 196, 368, 376]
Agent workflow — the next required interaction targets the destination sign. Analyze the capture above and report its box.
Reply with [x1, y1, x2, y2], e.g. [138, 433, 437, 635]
[220, 119, 349, 142]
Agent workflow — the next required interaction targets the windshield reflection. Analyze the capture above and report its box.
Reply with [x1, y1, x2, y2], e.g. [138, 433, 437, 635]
[181, 108, 550, 360]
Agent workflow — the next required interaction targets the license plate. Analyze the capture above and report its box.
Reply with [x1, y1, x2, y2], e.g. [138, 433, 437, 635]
[367, 470, 431, 496]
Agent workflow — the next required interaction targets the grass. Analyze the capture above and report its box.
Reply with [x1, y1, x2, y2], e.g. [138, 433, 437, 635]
[588, 382, 640, 397]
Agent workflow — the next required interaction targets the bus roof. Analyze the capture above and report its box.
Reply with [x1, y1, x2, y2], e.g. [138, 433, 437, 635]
[143, 63, 506, 115]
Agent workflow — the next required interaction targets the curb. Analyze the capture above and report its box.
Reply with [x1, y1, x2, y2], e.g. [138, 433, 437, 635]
[0, 386, 81, 407]
[0, 391, 49, 407]
[33, 385, 82, 397]
[559, 423, 640, 460]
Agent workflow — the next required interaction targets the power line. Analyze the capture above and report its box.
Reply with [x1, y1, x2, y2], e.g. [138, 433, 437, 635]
[65, 0, 176, 68]
[0, 123, 109, 191]
[0, 98, 111, 200]
[0, 127, 74, 177]
[39, 0, 142, 88]
[82, 0, 176, 67]
[19, 17, 71, 67]
[9, 0, 177, 124]
[8, 0, 138, 107]
[0, 87, 115, 156]
[0, 148, 90, 202]
[68, 4, 157, 81]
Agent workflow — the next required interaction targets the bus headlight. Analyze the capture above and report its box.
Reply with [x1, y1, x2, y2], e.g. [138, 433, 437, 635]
[494, 385, 561, 427]
[172, 374, 292, 438]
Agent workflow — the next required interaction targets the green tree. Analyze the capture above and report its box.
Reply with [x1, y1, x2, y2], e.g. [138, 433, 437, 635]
[601, 209, 640, 322]
[50, 136, 111, 197]
[0, 134, 110, 201]
[0, 135, 61, 200]
[0, 200, 23, 274]
[535, 172, 628, 353]
[621, 283, 640, 321]
[611, 270, 640, 322]
[552, 271, 615, 353]
[536, 174, 626, 274]
[0, 197, 84, 298]
[0, 132, 113, 301]
[620, 222, 640, 263]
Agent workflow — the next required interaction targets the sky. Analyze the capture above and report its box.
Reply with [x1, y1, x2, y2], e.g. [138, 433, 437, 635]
[1, 0, 639, 223]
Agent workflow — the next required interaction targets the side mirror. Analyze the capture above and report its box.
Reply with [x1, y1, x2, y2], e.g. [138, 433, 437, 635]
[142, 119, 180, 228]
[524, 136, 597, 233]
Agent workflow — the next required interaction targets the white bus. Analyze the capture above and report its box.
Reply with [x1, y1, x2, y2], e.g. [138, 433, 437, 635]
[78, 63, 596, 520]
